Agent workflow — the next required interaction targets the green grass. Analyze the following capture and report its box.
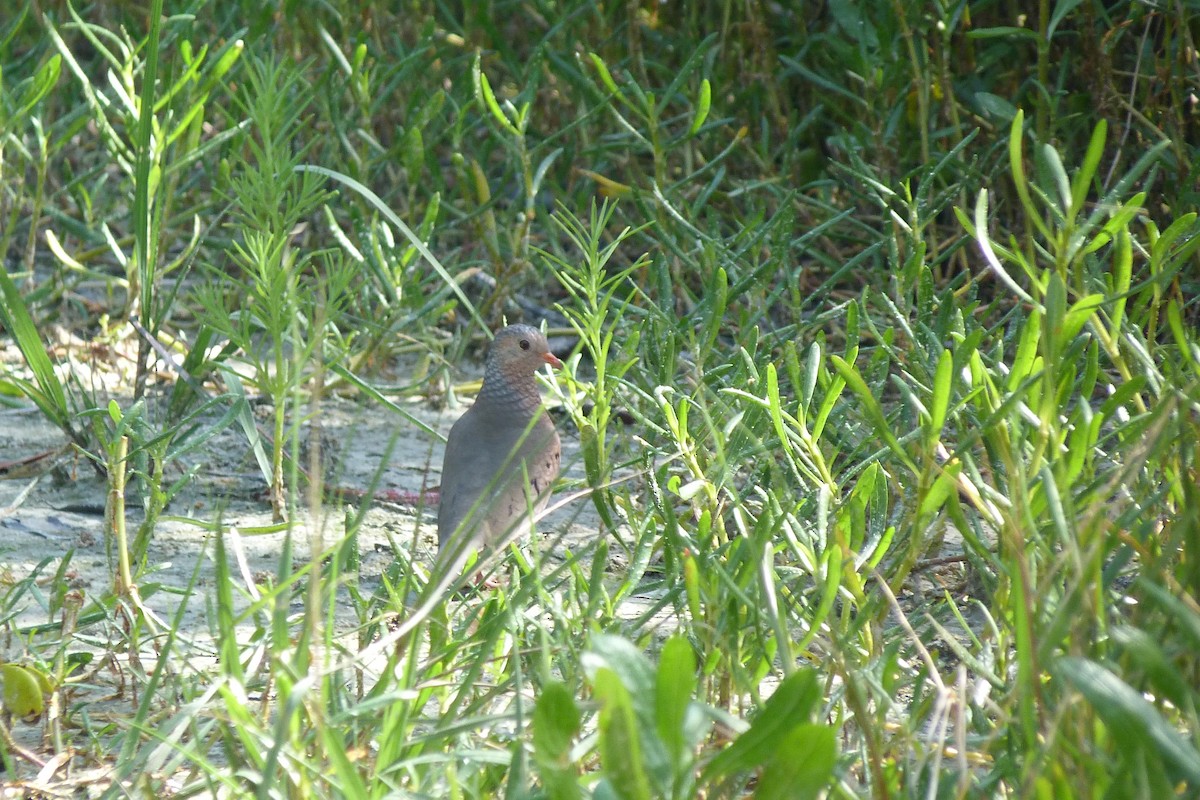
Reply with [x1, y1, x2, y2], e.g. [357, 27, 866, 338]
[1, 0, 1199, 797]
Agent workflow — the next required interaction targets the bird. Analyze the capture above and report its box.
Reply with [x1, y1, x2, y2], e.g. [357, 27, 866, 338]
[435, 324, 563, 584]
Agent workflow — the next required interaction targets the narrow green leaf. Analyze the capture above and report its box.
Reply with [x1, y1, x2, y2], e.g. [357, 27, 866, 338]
[866, 525, 896, 571]
[660, 33, 717, 112]
[1079, 338, 1100, 400]
[765, 362, 792, 457]
[190, 37, 244, 100]
[1151, 213, 1199, 263]
[802, 342, 821, 416]
[1109, 227, 1131, 338]
[701, 669, 822, 782]
[973, 91, 1018, 122]
[505, 740, 529, 800]
[533, 681, 583, 800]
[927, 348, 953, 447]
[1138, 580, 1200, 650]
[587, 635, 650, 682]
[845, 299, 859, 352]
[156, 43, 207, 113]
[1080, 194, 1144, 257]
[1062, 293, 1104, 341]
[588, 52, 627, 106]
[1097, 375, 1146, 418]
[320, 724, 370, 798]
[132, 0, 165, 326]
[1040, 142, 1072, 217]
[16, 54, 61, 120]
[1044, 272, 1067, 364]
[1167, 299, 1198, 372]
[1057, 656, 1200, 785]
[222, 369, 275, 488]
[918, 461, 961, 517]
[0, 3, 30, 51]
[966, 26, 1041, 40]
[1111, 626, 1193, 712]
[1048, 0, 1087, 39]
[811, 371, 843, 443]
[402, 125, 424, 183]
[688, 78, 710, 137]
[1070, 119, 1106, 217]
[656, 635, 696, 770]
[1064, 406, 1100, 484]
[1007, 110, 1053, 242]
[1040, 466, 1070, 545]
[535, 681, 582, 759]
[592, 668, 652, 800]
[1008, 311, 1042, 390]
[473, 53, 518, 136]
[211, 528, 243, 683]
[165, 398, 243, 463]
[531, 147, 564, 197]
[583, 634, 667, 788]
[0, 266, 70, 427]
[973, 188, 1038, 305]
[829, 355, 917, 474]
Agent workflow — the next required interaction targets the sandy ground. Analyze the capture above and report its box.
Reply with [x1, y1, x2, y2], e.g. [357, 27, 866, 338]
[0, 375, 606, 626]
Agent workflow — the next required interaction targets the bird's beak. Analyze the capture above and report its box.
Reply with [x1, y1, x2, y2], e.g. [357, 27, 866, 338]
[541, 352, 563, 369]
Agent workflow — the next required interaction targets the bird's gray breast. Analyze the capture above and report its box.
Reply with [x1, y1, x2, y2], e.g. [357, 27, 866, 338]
[437, 404, 559, 549]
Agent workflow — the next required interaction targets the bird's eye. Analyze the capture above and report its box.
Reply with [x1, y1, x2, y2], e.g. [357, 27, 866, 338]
[519, 339, 530, 350]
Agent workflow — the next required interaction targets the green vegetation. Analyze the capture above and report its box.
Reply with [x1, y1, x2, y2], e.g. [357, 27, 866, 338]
[1, 0, 1198, 796]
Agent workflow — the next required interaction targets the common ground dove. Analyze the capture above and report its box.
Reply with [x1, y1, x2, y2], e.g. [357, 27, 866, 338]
[436, 324, 562, 579]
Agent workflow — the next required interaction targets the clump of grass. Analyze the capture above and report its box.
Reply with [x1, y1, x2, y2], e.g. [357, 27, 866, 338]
[194, 55, 354, 522]
[541, 200, 648, 528]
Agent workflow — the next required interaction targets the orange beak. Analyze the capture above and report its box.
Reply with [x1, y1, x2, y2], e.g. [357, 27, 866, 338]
[541, 352, 563, 369]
